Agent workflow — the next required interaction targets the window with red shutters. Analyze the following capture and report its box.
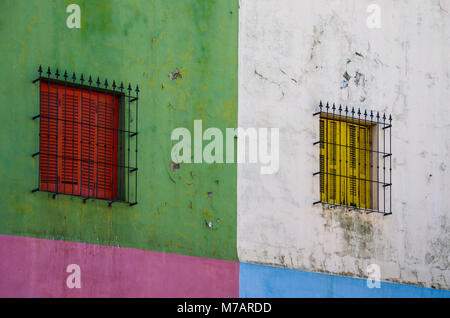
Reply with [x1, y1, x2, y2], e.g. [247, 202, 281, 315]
[39, 81, 119, 200]
[33, 67, 139, 206]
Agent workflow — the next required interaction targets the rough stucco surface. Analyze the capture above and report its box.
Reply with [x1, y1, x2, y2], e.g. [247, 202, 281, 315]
[238, 0, 450, 289]
[0, 0, 238, 261]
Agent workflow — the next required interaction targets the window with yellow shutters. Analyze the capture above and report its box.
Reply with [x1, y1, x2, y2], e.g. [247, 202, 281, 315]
[314, 102, 392, 215]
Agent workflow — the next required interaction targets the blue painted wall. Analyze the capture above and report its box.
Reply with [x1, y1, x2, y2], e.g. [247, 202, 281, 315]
[239, 263, 450, 298]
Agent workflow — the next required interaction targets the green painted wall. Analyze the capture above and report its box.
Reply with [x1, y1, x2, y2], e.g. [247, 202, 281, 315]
[0, 0, 238, 261]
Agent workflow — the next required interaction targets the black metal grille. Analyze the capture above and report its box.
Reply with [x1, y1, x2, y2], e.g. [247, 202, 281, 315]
[31, 65, 139, 206]
[313, 101, 392, 215]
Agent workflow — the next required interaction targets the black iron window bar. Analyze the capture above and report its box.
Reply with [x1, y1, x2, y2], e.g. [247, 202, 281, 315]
[313, 101, 392, 216]
[31, 65, 139, 206]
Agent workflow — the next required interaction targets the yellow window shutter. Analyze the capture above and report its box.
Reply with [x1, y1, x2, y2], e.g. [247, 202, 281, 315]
[359, 126, 371, 209]
[339, 121, 347, 205]
[365, 128, 371, 208]
[319, 120, 326, 202]
[348, 124, 358, 206]
[327, 120, 338, 203]
[319, 116, 372, 210]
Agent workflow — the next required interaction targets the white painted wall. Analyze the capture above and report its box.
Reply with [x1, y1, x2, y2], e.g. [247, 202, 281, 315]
[238, 0, 450, 289]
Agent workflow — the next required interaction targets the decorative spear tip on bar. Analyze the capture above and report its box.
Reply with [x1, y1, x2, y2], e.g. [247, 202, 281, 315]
[37, 66, 141, 100]
[314, 101, 391, 125]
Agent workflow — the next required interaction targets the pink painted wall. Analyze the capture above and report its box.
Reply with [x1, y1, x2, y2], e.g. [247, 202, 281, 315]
[0, 235, 239, 298]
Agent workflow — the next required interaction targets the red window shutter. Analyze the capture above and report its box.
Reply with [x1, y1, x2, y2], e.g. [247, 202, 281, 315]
[80, 92, 98, 198]
[39, 82, 58, 192]
[58, 87, 79, 195]
[96, 94, 119, 200]
[40, 82, 119, 200]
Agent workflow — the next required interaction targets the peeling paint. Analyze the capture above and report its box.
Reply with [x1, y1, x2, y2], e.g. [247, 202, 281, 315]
[238, 0, 450, 290]
[0, 0, 239, 262]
